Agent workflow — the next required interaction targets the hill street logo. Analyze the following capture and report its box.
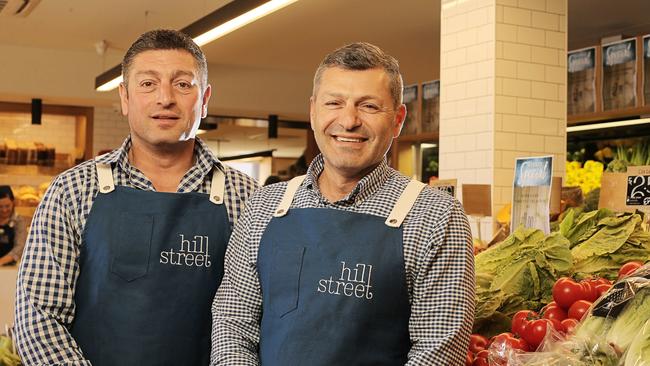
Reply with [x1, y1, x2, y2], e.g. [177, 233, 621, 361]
[160, 234, 211, 268]
[317, 261, 373, 299]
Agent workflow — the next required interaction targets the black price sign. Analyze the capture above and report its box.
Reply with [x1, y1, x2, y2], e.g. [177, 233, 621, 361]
[626, 175, 650, 205]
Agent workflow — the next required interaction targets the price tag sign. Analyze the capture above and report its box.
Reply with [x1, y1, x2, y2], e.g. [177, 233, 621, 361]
[626, 175, 650, 205]
[511, 156, 553, 233]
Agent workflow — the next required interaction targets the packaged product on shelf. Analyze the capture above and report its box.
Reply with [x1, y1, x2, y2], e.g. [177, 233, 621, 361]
[602, 38, 637, 111]
[401, 84, 418, 135]
[568, 47, 596, 115]
[420, 80, 439, 133]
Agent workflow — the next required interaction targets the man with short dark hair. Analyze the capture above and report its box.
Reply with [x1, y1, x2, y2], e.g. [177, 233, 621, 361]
[211, 42, 475, 365]
[15, 29, 257, 365]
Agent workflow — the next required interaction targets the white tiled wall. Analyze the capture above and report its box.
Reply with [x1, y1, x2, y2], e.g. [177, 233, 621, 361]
[0, 113, 76, 154]
[494, 0, 567, 207]
[440, 0, 567, 229]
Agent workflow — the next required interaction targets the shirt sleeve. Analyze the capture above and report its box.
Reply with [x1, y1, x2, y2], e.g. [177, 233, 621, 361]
[210, 192, 263, 365]
[14, 177, 91, 365]
[8, 215, 28, 261]
[406, 199, 476, 365]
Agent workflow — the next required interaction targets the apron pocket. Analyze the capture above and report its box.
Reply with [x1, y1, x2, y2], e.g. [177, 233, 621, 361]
[269, 246, 305, 318]
[111, 213, 153, 282]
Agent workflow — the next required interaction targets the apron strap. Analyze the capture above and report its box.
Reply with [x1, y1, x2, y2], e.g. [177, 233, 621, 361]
[385, 180, 427, 228]
[209, 167, 226, 205]
[96, 162, 115, 194]
[273, 175, 306, 217]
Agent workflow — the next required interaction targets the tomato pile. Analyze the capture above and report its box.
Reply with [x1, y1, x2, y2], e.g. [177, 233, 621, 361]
[467, 261, 645, 365]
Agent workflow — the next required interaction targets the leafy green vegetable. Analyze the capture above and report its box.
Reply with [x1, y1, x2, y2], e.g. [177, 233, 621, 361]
[473, 229, 572, 336]
[606, 287, 650, 352]
[561, 210, 650, 280]
[624, 319, 650, 366]
[0, 336, 20, 366]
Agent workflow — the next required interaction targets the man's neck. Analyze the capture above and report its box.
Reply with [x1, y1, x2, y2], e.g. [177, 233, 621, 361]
[317, 164, 375, 202]
[129, 139, 196, 193]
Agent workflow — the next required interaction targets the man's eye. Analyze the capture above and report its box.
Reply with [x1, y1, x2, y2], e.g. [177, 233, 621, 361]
[324, 101, 341, 108]
[176, 82, 192, 89]
[140, 81, 154, 88]
[359, 103, 380, 113]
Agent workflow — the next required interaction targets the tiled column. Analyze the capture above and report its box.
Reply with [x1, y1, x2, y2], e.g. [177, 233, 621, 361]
[440, 0, 567, 233]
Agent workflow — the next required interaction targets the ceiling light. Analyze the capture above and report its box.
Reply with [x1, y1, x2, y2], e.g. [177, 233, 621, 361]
[566, 118, 650, 133]
[95, 0, 298, 91]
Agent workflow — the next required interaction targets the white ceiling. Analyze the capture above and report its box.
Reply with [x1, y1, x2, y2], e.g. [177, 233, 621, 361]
[3, 0, 650, 158]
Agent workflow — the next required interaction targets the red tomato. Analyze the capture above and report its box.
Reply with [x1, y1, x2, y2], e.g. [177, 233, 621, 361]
[491, 332, 530, 352]
[521, 319, 552, 349]
[595, 277, 612, 286]
[465, 351, 474, 366]
[580, 280, 599, 302]
[511, 310, 537, 337]
[561, 318, 579, 334]
[618, 261, 644, 279]
[568, 300, 592, 321]
[475, 350, 489, 359]
[595, 283, 611, 297]
[472, 358, 489, 366]
[469, 334, 489, 353]
[541, 304, 567, 322]
[552, 278, 588, 309]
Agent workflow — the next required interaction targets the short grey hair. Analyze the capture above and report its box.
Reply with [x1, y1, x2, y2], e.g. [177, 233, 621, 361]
[313, 42, 404, 107]
[122, 29, 208, 90]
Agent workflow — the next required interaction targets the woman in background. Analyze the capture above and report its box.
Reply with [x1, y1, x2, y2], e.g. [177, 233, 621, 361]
[0, 186, 27, 265]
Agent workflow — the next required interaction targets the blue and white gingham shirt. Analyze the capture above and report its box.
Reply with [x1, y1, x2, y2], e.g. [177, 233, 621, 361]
[211, 155, 476, 366]
[14, 136, 258, 365]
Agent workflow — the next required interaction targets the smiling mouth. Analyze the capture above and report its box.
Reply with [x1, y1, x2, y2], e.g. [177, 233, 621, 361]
[334, 136, 367, 143]
[151, 115, 180, 121]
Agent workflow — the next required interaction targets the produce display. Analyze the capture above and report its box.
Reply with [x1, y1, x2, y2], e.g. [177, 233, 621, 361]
[471, 207, 650, 365]
[565, 160, 604, 194]
[0, 335, 20, 366]
[606, 139, 650, 173]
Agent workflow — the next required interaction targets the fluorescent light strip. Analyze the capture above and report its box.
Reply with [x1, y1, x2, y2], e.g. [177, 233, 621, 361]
[193, 0, 298, 47]
[96, 75, 123, 92]
[96, 0, 298, 91]
[567, 118, 650, 133]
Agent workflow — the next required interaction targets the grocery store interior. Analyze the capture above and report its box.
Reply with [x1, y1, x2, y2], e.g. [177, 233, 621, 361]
[3, 0, 650, 363]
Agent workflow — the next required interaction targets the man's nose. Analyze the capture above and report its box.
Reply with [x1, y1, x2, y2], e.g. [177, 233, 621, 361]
[339, 104, 362, 130]
[157, 83, 176, 107]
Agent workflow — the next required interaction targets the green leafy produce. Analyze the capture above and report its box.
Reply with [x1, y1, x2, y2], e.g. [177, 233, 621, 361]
[606, 139, 650, 172]
[0, 336, 20, 366]
[473, 228, 572, 336]
[559, 209, 650, 280]
[605, 287, 650, 352]
[624, 319, 650, 366]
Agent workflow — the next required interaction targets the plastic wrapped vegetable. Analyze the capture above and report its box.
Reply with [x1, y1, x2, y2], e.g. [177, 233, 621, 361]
[624, 318, 650, 366]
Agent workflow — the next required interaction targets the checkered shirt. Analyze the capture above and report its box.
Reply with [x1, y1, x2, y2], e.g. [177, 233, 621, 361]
[14, 136, 258, 365]
[211, 155, 476, 366]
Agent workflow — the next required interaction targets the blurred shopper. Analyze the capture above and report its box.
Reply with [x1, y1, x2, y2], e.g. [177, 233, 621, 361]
[211, 42, 475, 365]
[15, 29, 257, 366]
[0, 186, 27, 265]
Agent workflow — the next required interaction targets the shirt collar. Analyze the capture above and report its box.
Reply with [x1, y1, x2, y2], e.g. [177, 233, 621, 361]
[94, 135, 224, 192]
[304, 154, 391, 204]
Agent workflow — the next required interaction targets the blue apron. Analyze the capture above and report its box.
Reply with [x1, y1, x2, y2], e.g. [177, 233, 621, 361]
[70, 162, 230, 366]
[258, 176, 426, 366]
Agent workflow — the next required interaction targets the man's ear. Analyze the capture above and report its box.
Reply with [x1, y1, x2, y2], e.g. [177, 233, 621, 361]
[201, 85, 212, 118]
[118, 82, 129, 116]
[309, 96, 316, 131]
[393, 104, 407, 138]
